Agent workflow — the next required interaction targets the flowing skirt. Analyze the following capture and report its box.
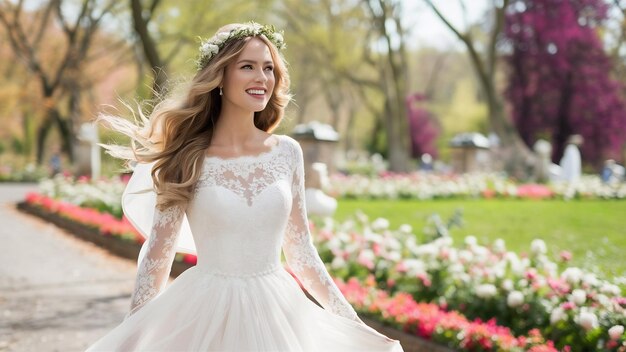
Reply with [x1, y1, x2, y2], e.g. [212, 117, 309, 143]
[86, 265, 403, 351]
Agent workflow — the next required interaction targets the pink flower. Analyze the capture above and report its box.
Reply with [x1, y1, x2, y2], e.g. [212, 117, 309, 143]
[417, 272, 432, 287]
[395, 261, 408, 273]
[609, 325, 624, 340]
[560, 250, 573, 262]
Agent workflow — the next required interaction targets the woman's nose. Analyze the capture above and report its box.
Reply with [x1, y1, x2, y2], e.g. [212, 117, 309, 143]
[255, 69, 268, 82]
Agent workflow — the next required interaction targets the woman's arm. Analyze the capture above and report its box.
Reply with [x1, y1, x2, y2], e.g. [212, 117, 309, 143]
[125, 204, 185, 319]
[281, 139, 363, 322]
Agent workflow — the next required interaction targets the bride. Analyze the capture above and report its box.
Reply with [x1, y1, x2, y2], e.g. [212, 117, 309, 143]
[87, 22, 402, 351]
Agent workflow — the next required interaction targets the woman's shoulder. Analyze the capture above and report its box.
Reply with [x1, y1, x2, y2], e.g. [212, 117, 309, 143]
[275, 134, 301, 151]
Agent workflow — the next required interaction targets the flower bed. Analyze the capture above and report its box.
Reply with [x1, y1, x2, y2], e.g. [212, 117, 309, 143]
[335, 276, 560, 352]
[327, 172, 626, 200]
[21, 193, 197, 271]
[0, 162, 48, 182]
[37, 174, 127, 217]
[311, 213, 626, 351]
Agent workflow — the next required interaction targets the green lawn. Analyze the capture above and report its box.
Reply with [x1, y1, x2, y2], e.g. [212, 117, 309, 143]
[334, 199, 626, 280]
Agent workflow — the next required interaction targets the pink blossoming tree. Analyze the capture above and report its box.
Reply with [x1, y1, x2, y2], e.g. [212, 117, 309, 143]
[504, 0, 626, 167]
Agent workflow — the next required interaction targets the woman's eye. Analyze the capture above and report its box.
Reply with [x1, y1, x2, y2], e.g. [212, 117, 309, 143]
[241, 65, 253, 69]
[264, 66, 274, 71]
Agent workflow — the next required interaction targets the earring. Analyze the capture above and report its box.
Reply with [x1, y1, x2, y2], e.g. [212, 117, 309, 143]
[219, 87, 223, 96]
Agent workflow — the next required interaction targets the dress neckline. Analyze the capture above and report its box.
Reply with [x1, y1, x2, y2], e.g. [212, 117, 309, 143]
[204, 134, 282, 163]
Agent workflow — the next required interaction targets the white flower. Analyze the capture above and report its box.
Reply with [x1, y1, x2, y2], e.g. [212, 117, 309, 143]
[472, 246, 489, 260]
[550, 307, 567, 324]
[387, 250, 401, 262]
[459, 249, 473, 262]
[577, 310, 598, 331]
[475, 284, 497, 298]
[595, 294, 610, 307]
[216, 32, 230, 41]
[502, 279, 514, 291]
[273, 32, 283, 43]
[507, 291, 524, 308]
[530, 239, 547, 255]
[561, 267, 583, 285]
[609, 325, 624, 340]
[582, 273, 599, 287]
[570, 289, 587, 305]
[465, 236, 477, 247]
[398, 224, 412, 234]
[403, 259, 425, 276]
[200, 43, 219, 56]
[371, 217, 389, 230]
[330, 256, 346, 269]
[600, 283, 621, 296]
[416, 243, 437, 258]
[448, 263, 464, 274]
[493, 238, 506, 253]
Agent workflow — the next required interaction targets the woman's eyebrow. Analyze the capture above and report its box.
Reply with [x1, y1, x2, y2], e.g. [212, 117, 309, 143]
[237, 59, 274, 65]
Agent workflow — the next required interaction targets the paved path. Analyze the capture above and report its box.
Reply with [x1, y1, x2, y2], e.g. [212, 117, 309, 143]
[0, 184, 138, 352]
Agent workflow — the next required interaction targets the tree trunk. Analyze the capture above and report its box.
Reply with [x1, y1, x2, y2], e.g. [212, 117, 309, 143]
[130, 0, 167, 95]
[36, 113, 55, 165]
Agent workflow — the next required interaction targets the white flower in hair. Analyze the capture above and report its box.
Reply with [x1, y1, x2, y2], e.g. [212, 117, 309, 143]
[201, 43, 219, 56]
[216, 32, 231, 41]
[195, 22, 286, 71]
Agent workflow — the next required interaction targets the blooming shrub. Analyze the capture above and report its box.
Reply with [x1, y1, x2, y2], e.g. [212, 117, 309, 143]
[312, 213, 626, 351]
[25, 192, 139, 242]
[327, 172, 626, 200]
[335, 276, 560, 352]
[37, 174, 127, 218]
[0, 162, 48, 182]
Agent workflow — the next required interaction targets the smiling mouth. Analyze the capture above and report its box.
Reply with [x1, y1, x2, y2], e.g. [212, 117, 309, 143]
[246, 89, 266, 96]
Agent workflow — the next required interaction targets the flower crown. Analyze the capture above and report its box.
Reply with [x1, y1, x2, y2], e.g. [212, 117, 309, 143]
[196, 22, 286, 71]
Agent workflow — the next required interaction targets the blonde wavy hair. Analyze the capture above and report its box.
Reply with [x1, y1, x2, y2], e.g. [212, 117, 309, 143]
[99, 23, 291, 210]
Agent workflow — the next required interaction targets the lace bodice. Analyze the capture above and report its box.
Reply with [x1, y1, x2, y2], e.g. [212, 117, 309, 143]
[126, 135, 359, 322]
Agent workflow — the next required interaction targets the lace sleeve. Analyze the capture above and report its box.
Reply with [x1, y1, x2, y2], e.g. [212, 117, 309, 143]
[125, 204, 185, 319]
[282, 140, 362, 322]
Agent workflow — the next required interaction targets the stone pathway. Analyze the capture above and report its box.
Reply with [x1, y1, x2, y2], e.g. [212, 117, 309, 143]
[0, 184, 138, 352]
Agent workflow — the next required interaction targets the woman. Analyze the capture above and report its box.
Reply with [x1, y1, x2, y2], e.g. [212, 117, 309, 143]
[87, 22, 402, 351]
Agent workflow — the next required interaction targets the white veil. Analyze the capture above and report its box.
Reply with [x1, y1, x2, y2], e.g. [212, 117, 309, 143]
[121, 161, 197, 265]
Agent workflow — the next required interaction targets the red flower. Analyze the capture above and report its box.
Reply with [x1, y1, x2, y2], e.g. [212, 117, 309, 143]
[183, 253, 197, 265]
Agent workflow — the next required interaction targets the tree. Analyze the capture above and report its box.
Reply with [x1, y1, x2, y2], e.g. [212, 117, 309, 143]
[129, 0, 275, 97]
[278, 0, 383, 152]
[0, 0, 121, 164]
[424, 0, 536, 177]
[362, 0, 412, 172]
[505, 0, 626, 166]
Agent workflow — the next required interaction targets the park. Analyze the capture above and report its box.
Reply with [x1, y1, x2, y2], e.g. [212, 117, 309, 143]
[1, 0, 626, 351]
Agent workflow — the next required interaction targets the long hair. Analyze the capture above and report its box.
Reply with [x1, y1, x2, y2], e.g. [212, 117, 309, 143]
[99, 24, 291, 210]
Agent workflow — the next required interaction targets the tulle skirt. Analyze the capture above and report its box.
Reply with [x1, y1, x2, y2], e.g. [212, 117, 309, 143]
[86, 265, 403, 351]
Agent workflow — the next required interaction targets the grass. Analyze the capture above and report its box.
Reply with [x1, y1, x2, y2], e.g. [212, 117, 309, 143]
[334, 198, 626, 280]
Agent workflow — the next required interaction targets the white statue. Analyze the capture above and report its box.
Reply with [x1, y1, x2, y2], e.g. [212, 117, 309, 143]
[305, 162, 337, 217]
[559, 134, 583, 183]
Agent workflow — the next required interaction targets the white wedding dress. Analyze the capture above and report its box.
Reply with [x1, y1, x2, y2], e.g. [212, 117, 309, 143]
[86, 134, 403, 351]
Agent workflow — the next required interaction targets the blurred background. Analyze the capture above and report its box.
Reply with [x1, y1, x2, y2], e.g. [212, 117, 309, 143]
[2, 0, 626, 351]
[2, 0, 623, 179]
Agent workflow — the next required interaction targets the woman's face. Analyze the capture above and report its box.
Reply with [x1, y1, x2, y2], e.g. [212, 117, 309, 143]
[221, 37, 276, 114]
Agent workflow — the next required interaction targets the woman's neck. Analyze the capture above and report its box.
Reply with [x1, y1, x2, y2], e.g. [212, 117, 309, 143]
[212, 105, 261, 147]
